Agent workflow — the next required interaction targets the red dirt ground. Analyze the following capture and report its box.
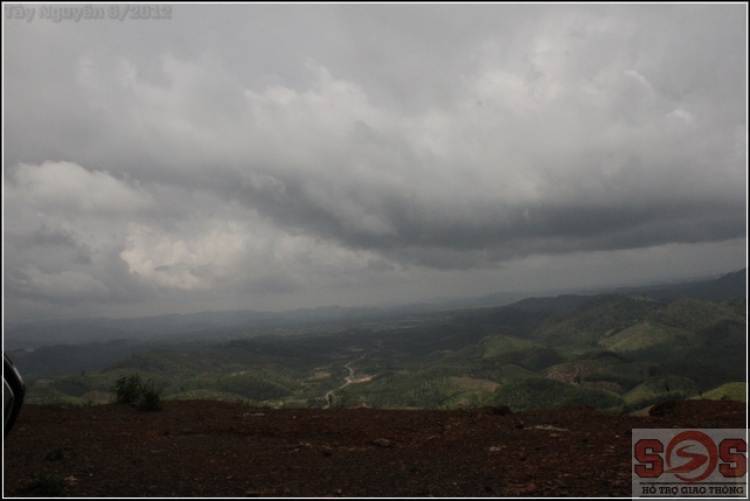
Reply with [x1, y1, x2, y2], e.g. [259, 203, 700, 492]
[3, 399, 746, 497]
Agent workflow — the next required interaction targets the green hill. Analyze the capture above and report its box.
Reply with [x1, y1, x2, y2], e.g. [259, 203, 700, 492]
[695, 382, 746, 402]
[19, 293, 746, 414]
[599, 321, 695, 352]
[649, 298, 744, 331]
[488, 377, 623, 412]
[481, 334, 541, 359]
[531, 295, 662, 347]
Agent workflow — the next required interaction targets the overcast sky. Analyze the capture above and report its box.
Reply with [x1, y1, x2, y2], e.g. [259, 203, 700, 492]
[3, 3, 747, 324]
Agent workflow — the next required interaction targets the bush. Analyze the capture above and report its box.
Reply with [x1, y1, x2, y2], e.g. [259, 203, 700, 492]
[112, 373, 143, 404]
[137, 379, 163, 411]
[111, 372, 162, 411]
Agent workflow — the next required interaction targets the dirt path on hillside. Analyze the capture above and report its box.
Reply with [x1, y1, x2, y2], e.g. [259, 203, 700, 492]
[323, 354, 373, 408]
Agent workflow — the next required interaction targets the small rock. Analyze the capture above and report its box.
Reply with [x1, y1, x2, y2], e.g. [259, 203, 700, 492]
[532, 424, 569, 432]
[243, 412, 265, 418]
[45, 449, 64, 461]
[373, 438, 392, 447]
[506, 482, 536, 495]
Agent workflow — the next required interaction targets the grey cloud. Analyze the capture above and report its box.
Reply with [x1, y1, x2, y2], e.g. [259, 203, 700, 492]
[232, 155, 744, 268]
[4, 239, 153, 307]
[6, 228, 92, 276]
[2, 4, 746, 321]
[22, 227, 79, 249]
[367, 259, 396, 273]
[74, 252, 93, 266]
[240, 274, 300, 295]
[14, 228, 94, 268]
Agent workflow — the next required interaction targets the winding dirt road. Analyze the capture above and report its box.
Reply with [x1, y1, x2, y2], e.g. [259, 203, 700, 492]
[323, 355, 371, 408]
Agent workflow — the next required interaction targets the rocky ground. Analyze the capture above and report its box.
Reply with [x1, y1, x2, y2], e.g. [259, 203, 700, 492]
[3, 399, 746, 497]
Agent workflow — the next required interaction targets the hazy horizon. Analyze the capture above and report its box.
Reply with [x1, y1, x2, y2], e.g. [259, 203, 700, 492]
[3, 4, 747, 325]
[5, 266, 745, 327]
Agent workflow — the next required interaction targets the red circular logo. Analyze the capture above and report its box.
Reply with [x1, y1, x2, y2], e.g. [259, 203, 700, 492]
[664, 430, 719, 482]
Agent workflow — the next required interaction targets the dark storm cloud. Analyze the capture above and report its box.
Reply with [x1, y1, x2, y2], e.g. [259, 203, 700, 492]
[236, 165, 744, 269]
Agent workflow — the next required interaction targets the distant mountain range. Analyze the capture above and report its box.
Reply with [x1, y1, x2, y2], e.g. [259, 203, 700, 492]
[4, 268, 745, 350]
[602, 268, 746, 302]
[505, 269, 746, 315]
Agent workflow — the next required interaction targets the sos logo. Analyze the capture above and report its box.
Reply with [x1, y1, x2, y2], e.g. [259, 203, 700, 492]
[634, 430, 747, 482]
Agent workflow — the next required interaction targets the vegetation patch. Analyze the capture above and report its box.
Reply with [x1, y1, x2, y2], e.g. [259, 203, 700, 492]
[623, 375, 698, 405]
[112, 372, 163, 411]
[696, 382, 746, 402]
[652, 299, 742, 331]
[482, 335, 540, 360]
[489, 377, 623, 412]
[497, 363, 537, 382]
[599, 322, 693, 352]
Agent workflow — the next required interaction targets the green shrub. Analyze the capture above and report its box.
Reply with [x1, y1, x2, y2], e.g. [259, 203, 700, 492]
[112, 373, 143, 404]
[137, 379, 162, 411]
[111, 372, 162, 411]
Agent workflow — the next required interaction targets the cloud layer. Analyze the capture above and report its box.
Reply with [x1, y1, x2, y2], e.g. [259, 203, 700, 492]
[3, 4, 746, 322]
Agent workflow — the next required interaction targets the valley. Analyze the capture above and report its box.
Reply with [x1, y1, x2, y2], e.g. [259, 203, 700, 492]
[7, 269, 746, 414]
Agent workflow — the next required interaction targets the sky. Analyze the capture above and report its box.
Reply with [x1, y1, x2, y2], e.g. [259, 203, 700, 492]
[2, 3, 747, 324]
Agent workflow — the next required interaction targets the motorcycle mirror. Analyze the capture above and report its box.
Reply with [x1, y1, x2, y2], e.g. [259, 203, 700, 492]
[4, 354, 25, 437]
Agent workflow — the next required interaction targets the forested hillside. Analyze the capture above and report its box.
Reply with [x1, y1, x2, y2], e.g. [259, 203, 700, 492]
[14, 287, 746, 414]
